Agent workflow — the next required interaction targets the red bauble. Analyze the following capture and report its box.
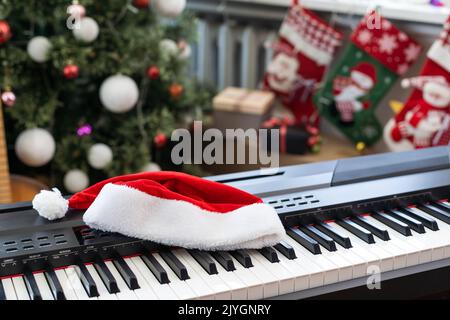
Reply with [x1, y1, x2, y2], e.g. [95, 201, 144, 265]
[133, 0, 150, 9]
[147, 65, 160, 80]
[0, 20, 12, 44]
[153, 133, 168, 149]
[169, 83, 184, 99]
[63, 64, 79, 79]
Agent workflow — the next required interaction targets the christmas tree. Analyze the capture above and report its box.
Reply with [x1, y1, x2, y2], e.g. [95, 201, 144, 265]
[0, 0, 211, 193]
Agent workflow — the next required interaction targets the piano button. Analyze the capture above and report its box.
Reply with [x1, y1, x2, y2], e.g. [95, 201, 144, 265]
[274, 241, 297, 260]
[85, 264, 118, 300]
[0, 278, 6, 300]
[301, 225, 337, 251]
[23, 271, 42, 300]
[152, 253, 197, 300]
[173, 250, 216, 299]
[104, 261, 139, 300]
[287, 227, 321, 255]
[337, 219, 375, 244]
[94, 259, 120, 294]
[210, 251, 236, 271]
[65, 266, 94, 300]
[418, 204, 450, 224]
[188, 249, 218, 275]
[45, 268, 66, 300]
[372, 212, 412, 236]
[113, 256, 139, 290]
[226, 255, 264, 299]
[249, 250, 295, 296]
[389, 210, 426, 234]
[33, 272, 54, 300]
[258, 247, 280, 263]
[352, 215, 390, 241]
[54, 269, 78, 300]
[177, 249, 232, 300]
[160, 250, 190, 280]
[2, 278, 17, 300]
[141, 252, 170, 284]
[76, 262, 99, 297]
[131, 256, 178, 300]
[315, 223, 352, 249]
[230, 250, 253, 268]
[12, 276, 30, 300]
[119, 258, 158, 300]
[400, 207, 439, 231]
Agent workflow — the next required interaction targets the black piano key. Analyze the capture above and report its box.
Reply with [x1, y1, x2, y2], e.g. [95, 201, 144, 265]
[372, 212, 412, 236]
[274, 241, 297, 259]
[0, 279, 5, 300]
[258, 247, 280, 263]
[301, 225, 337, 251]
[287, 227, 321, 255]
[45, 268, 65, 300]
[315, 223, 352, 249]
[94, 259, 120, 294]
[388, 209, 426, 233]
[399, 207, 439, 231]
[434, 201, 450, 212]
[188, 250, 218, 275]
[160, 250, 190, 280]
[352, 215, 390, 241]
[336, 219, 375, 244]
[230, 250, 253, 268]
[418, 204, 450, 224]
[113, 256, 140, 290]
[76, 263, 99, 297]
[23, 272, 41, 300]
[210, 251, 236, 271]
[141, 253, 170, 284]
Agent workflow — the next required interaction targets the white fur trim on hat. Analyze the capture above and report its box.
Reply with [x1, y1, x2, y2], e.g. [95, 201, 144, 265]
[83, 183, 286, 251]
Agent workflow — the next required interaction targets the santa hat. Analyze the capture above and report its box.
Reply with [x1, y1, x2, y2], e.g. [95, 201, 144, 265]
[351, 62, 377, 87]
[32, 171, 285, 251]
[401, 75, 449, 90]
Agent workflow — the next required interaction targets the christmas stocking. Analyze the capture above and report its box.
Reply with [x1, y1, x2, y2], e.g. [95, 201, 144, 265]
[263, 2, 343, 128]
[314, 10, 422, 147]
[384, 16, 450, 151]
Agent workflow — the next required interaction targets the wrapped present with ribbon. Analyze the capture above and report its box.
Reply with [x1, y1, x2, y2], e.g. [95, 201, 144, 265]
[261, 117, 321, 155]
[213, 87, 275, 132]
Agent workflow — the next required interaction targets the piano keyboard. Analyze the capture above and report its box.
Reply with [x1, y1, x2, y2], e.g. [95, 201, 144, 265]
[1, 201, 449, 300]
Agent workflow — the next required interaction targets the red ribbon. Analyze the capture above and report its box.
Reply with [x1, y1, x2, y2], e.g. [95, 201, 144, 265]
[262, 117, 295, 154]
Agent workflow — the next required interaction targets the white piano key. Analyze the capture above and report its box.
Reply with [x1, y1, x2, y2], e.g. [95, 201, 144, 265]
[310, 243, 354, 282]
[152, 253, 197, 300]
[85, 264, 118, 300]
[130, 256, 178, 300]
[250, 249, 296, 295]
[122, 258, 158, 300]
[2, 278, 17, 300]
[227, 255, 264, 300]
[55, 268, 78, 300]
[104, 261, 139, 300]
[331, 243, 368, 279]
[271, 247, 310, 292]
[34, 272, 54, 300]
[177, 249, 232, 300]
[65, 266, 95, 300]
[12, 276, 30, 300]
[207, 257, 248, 300]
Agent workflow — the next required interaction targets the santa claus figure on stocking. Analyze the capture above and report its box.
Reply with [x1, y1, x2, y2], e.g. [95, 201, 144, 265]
[332, 62, 377, 123]
[386, 76, 450, 150]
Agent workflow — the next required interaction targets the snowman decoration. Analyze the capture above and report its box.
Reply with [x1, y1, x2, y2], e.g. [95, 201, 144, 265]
[384, 76, 450, 151]
[266, 52, 300, 94]
[332, 62, 377, 123]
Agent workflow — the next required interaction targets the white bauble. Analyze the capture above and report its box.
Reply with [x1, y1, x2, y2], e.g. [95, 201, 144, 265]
[152, 0, 186, 18]
[179, 43, 192, 60]
[15, 128, 55, 167]
[27, 36, 52, 63]
[99, 75, 139, 113]
[159, 39, 179, 57]
[73, 17, 99, 43]
[88, 143, 113, 169]
[141, 162, 161, 172]
[64, 169, 89, 193]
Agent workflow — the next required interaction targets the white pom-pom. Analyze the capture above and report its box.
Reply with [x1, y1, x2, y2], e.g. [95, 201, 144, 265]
[32, 188, 69, 220]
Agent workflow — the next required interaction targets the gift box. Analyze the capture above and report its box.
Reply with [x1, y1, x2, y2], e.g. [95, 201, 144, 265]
[261, 117, 321, 155]
[213, 87, 275, 131]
